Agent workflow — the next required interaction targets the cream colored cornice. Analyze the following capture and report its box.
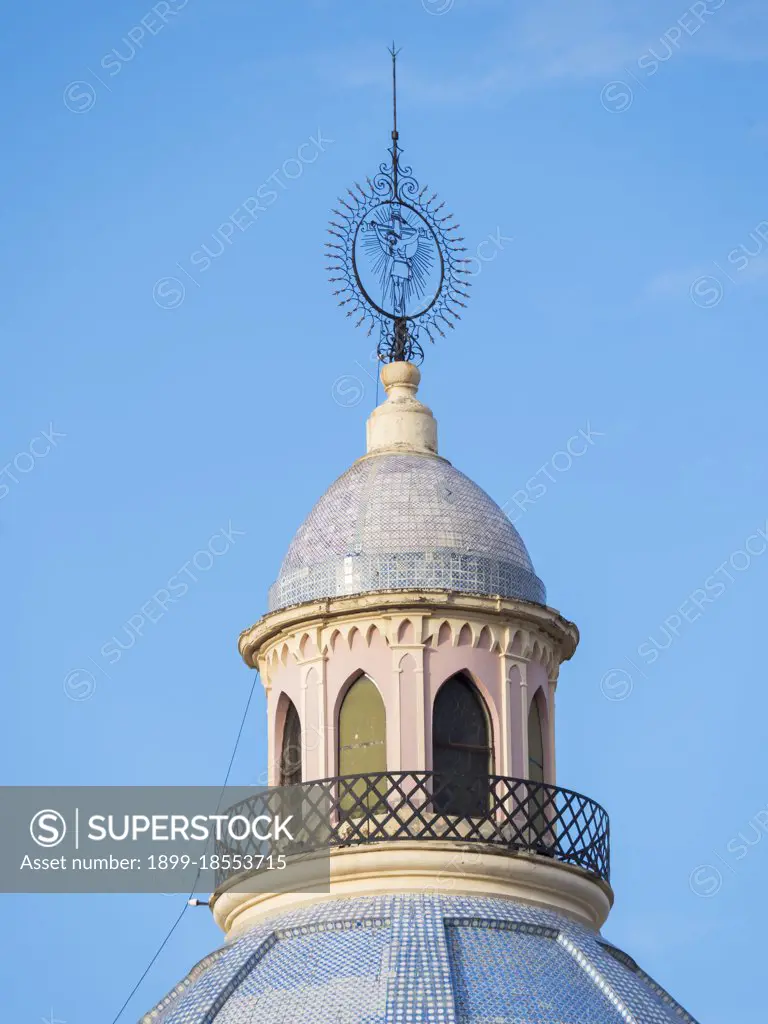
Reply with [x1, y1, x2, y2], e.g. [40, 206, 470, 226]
[239, 591, 578, 668]
[211, 842, 612, 938]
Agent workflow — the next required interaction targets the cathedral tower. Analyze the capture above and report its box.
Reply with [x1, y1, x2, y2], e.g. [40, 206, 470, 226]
[143, 362, 699, 1023]
[216, 362, 605, 939]
[142, 51, 700, 1024]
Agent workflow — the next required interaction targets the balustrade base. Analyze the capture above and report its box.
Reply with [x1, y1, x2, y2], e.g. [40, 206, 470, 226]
[211, 840, 614, 940]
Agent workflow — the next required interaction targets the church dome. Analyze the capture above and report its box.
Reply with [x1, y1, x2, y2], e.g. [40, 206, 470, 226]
[142, 894, 699, 1023]
[268, 451, 546, 612]
[268, 362, 545, 613]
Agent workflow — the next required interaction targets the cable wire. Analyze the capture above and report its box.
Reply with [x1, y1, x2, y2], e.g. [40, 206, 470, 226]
[109, 671, 260, 1024]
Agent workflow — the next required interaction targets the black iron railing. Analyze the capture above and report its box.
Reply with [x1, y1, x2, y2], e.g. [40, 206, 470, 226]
[213, 772, 610, 890]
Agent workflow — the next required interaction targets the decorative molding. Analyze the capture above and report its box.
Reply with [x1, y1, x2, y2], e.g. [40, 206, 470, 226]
[240, 591, 577, 668]
[212, 842, 614, 939]
[251, 612, 568, 685]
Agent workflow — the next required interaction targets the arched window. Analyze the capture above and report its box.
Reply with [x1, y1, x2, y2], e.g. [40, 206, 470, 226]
[527, 695, 545, 784]
[279, 699, 302, 786]
[432, 674, 492, 816]
[338, 675, 386, 775]
[338, 675, 386, 814]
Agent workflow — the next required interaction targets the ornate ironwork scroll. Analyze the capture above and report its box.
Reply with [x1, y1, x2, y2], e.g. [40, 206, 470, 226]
[325, 47, 472, 364]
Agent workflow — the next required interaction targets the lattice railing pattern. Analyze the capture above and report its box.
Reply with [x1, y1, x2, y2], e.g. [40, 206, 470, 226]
[213, 772, 610, 891]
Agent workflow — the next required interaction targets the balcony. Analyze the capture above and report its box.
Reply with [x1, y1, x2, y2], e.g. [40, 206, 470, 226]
[213, 771, 610, 893]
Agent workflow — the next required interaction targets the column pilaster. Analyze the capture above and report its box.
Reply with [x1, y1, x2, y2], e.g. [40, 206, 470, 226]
[390, 640, 426, 770]
[518, 660, 529, 778]
[548, 673, 558, 784]
[298, 653, 328, 780]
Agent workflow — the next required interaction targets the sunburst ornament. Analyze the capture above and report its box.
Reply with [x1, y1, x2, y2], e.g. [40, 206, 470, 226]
[326, 46, 471, 365]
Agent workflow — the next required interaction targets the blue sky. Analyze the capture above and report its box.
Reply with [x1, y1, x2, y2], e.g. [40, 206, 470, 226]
[2, 0, 768, 1020]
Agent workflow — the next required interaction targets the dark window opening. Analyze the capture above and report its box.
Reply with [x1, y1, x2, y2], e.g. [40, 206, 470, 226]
[432, 674, 492, 817]
[527, 697, 545, 784]
[279, 700, 302, 786]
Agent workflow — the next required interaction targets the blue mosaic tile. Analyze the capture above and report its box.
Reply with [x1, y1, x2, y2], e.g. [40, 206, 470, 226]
[139, 894, 700, 1024]
[589, 940, 701, 1024]
[216, 918, 391, 1024]
[447, 921, 622, 1023]
[383, 896, 455, 1022]
[146, 925, 279, 1024]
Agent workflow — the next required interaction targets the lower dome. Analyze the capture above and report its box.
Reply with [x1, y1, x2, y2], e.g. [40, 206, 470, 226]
[143, 894, 698, 1023]
[269, 453, 546, 612]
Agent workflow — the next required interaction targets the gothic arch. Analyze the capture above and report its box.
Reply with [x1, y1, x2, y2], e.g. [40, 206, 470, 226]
[276, 692, 302, 786]
[437, 621, 452, 646]
[398, 651, 417, 673]
[336, 672, 387, 778]
[366, 623, 382, 646]
[299, 633, 318, 659]
[457, 623, 473, 647]
[432, 673, 493, 816]
[431, 667, 500, 763]
[397, 619, 415, 644]
[527, 687, 548, 784]
[477, 626, 493, 650]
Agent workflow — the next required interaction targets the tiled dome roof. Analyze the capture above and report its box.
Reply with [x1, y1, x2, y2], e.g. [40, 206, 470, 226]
[142, 894, 698, 1023]
[268, 453, 546, 612]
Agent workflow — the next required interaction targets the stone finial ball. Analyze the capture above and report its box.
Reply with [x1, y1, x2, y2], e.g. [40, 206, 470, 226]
[380, 361, 421, 390]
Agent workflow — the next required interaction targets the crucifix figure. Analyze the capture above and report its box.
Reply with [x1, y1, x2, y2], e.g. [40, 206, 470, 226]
[364, 205, 428, 317]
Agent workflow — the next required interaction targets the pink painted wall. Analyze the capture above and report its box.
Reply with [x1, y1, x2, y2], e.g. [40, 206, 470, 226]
[267, 620, 557, 786]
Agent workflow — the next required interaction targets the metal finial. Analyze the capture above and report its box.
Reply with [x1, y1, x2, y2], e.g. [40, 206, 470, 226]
[325, 48, 470, 366]
[389, 43, 401, 136]
[389, 43, 401, 197]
